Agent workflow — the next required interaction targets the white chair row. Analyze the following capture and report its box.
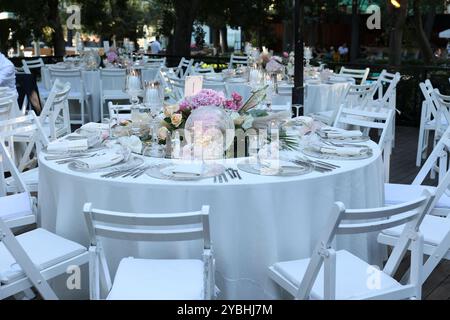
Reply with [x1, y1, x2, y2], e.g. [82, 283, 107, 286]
[416, 80, 450, 167]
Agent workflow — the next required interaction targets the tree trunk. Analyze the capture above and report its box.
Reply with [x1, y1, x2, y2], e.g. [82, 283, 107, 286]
[171, 0, 200, 57]
[220, 26, 229, 53]
[350, 0, 359, 62]
[388, 0, 408, 66]
[47, 0, 66, 57]
[412, 0, 434, 63]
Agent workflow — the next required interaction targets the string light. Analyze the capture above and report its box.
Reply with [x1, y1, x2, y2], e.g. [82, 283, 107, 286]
[390, 0, 401, 8]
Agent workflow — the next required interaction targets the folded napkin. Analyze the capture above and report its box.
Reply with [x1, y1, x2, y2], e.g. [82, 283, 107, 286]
[162, 163, 204, 177]
[118, 136, 143, 154]
[324, 130, 363, 139]
[47, 139, 88, 153]
[73, 153, 124, 170]
[80, 123, 109, 134]
[318, 146, 367, 156]
[66, 133, 102, 148]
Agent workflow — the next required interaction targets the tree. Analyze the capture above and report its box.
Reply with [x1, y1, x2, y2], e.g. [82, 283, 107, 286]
[412, 0, 434, 64]
[47, 0, 65, 56]
[388, 0, 408, 66]
[350, 0, 360, 62]
[171, 0, 201, 56]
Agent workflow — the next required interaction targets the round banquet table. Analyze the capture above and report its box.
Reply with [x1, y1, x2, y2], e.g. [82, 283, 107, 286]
[38, 142, 385, 300]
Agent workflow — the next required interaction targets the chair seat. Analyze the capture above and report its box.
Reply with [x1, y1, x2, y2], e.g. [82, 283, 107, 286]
[0, 228, 86, 284]
[68, 92, 91, 100]
[5, 168, 39, 191]
[272, 250, 401, 300]
[15, 121, 66, 140]
[107, 258, 204, 300]
[425, 118, 448, 129]
[382, 214, 450, 247]
[102, 90, 131, 100]
[385, 183, 450, 210]
[0, 193, 33, 222]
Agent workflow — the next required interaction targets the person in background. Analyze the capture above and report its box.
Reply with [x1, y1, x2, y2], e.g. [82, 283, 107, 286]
[150, 36, 162, 54]
[338, 43, 349, 61]
[0, 52, 16, 92]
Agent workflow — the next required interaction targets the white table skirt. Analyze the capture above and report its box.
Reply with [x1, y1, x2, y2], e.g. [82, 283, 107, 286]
[38, 144, 384, 300]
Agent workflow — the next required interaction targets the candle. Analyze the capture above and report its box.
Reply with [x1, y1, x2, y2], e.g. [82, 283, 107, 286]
[249, 69, 260, 87]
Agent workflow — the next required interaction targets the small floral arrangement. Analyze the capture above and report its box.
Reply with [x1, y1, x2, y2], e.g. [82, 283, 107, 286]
[179, 89, 243, 112]
[265, 56, 285, 74]
[106, 48, 119, 63]
[160, 90, 244, 141]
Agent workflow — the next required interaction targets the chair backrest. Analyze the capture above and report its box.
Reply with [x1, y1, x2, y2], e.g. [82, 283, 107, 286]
[229, 54, 249, 69]
[108, 102, 132, 121]
[193, 63, 215, 75]
[83, 203, 211, 293]
[147, 57, 166, 66]
[419, 80, 437, 120]
[168, 76, 185, 100]
[49, 68, 84, 95]
[39, 80, 72, 140]
[296, 191, 434, 300]
[0, 95, 14, 119]
[22, 58, 45, 75]
[333, 104, 395, 149]
[100, 68, 126, 91]
[226, 83, 253, 103]
[373, 70, 401, 109]
[141, 66, 161, 83]
[174, 58, 194, 79]
[0, 112, 49, 172]
[343, 83, 378, 109]
[203, 82, 227, 95]
[431, 89, 450, 125]
[339, 67, 370, 85]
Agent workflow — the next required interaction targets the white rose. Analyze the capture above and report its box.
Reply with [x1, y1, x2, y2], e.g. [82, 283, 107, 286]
[158, 127, 169, 140]
[164, 104, 180, 117]
[171, 113, 183, 128]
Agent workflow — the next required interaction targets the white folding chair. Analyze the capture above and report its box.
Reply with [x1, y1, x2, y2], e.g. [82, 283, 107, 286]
[0, 143, 36, 229]
[313, 82, 377, 125]
[167, 76, 185, 101]
[269, 191, 433, 300]
[21, 58, 50, 95]
[99, 68, 129, 121]
[386, 126, 450, 215]
[228, 54, 249, 69]
[334, 105, 395, 182]
[83, 204, 216, 300]
[416, 80, 445, 167]
[0, 212, 88, 300]
[49, 68, 90, 125]
[0, 112, 49, 193]
[141, 66, 162, 84]
[339, 66, 370, 85]
[379, 169, 450, 286]
[174, 58, 194, 79]
[36, 80, 72, 141]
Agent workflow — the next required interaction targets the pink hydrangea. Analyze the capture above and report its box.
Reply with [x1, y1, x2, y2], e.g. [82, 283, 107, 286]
[106, 51, 118, 63]
[178, 90, 243, 112]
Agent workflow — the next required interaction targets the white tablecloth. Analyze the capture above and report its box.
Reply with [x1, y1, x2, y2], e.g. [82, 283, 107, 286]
[305, 81, 352, 115]
[38, 142, 384, 300]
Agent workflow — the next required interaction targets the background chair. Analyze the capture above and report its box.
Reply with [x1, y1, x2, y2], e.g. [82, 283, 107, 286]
[21, 58, 50, 101]
[174, 58, 194, 79]
[99, 68, 129, 121]
[49, 68, 90, 125]
[334, 105, 395, 182]
[339, 66, 370, 85]
[269, 192, 433, 300]
[83, 204, 215, 300]
[228, 54, 249, 69]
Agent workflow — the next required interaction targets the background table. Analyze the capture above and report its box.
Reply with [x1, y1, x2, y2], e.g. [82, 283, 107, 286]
[305, 81, 353, 116]
[38, 143, 384, 300]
